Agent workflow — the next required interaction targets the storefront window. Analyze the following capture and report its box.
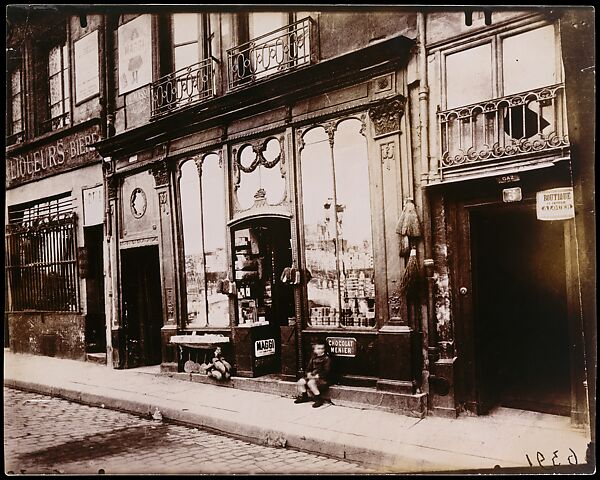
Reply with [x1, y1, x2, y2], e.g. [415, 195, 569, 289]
[180, 153, 229, 327]
[300, 118, 376, 329]
[235, 137, 286, 210]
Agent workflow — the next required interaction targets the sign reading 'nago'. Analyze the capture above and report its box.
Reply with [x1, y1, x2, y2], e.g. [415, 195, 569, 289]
[255, 338, 276, 357]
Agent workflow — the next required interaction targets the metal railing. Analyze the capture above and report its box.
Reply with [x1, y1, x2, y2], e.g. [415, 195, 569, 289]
[437, 84, 570, 176]
[151, 58, 216, 118]
[227, 17, 317, 90]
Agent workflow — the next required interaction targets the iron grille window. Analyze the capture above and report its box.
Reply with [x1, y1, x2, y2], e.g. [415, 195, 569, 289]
[5, 194, 79, 312]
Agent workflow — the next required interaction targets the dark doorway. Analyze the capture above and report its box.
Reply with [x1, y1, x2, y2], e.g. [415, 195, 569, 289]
[84, 225, 106, 354]
[232, 217, 294, 376]
[120, 246, 163, 368]
[471, 206, 571, 416]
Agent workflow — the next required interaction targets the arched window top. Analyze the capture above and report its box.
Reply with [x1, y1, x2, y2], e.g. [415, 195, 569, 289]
[297, 114, 367, 152]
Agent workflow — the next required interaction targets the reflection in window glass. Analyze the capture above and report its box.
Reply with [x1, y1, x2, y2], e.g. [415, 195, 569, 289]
[446, 43, 493, 108]
[202, 154, 229, 325]
[180, 155, 229, 327]
[333, 120, 376, 328]
[502, 25, 557, 96]
[301, 120, 376, 329]
[180, 160, 207, 326]
[301, 127, 338, 322]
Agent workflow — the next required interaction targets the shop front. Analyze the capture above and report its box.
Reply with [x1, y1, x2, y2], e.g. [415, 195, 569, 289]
[100, 58, 429, 414]
[5, 121, 106, 361]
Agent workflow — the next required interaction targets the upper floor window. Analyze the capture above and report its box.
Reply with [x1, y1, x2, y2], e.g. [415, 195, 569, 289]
[7, 62, 24, 144]
[150, 13, 215, 117]
[438, 23, 568, 174]
[47, 42, 71, 131]
[172, 13, 211, 71]
[444, 23, 560, 109]
[228, 12, 315, 89]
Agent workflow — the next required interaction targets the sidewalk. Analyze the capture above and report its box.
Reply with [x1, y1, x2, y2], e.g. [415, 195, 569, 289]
[3, 351, 591, 473]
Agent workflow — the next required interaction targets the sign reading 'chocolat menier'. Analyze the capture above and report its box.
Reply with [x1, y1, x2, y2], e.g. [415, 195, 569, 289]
[6, 125, 102, 189]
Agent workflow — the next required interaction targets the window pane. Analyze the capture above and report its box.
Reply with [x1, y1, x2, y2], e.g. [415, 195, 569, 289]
[201, 154, 229, 326]
[11, 96, 22, 122]
[446, 43, 493, 108]
[63, 68, 70, 109]
[49, 45, 62, 75]
[173, 13, 199, 45]
[300, 127, 340, 327]
[502, 25, 557, 95]
[249, 12, 287, 39]
[333, 119, 376, 328]
[49, 74, 63, 106]
[180, 160, 208, 326]
[174, 43, 199, 71]
[11, 69, 21, 93]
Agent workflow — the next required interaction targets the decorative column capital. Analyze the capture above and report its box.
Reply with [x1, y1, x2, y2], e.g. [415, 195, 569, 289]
[368, 94, 406, 137]
[150, 160, 171, 188]
[106, 175, 119, 201]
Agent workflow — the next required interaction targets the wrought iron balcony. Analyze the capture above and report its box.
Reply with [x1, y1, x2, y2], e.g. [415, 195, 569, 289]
[150, 58, 215, 118]
[437, 84, 570, 178]
[227, 17, 317, 90]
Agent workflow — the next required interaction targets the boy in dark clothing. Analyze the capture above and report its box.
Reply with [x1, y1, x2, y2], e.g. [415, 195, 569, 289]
[294, 341, 332, 408]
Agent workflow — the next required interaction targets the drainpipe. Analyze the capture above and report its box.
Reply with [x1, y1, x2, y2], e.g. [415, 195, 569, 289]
[417, 12, 437, 401]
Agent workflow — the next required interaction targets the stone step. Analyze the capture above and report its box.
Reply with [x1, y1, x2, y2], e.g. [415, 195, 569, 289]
[162, 371, 427, 418]
[85, 352, 107, 365]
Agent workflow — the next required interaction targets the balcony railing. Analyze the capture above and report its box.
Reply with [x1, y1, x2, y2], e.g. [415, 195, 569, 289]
[151, 58, 215, 118]
[227, 17, 317, 90]
[437, 84, 570, 177]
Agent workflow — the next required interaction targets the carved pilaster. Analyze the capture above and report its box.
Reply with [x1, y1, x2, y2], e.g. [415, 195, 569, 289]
[106, 175, 119, 201]
[368, 95, 406, 138]
[380, 141, 395, 171]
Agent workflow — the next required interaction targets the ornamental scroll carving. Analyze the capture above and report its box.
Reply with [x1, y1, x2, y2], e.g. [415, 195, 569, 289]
[368, 95, 406, 137]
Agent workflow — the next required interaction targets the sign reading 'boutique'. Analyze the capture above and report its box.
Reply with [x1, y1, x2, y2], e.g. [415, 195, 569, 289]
[6, 125, 102, 188]
[536, 187, 575, 221]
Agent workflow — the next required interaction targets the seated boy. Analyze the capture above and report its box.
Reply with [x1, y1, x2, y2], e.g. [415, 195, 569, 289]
[294, 340, 332, 408]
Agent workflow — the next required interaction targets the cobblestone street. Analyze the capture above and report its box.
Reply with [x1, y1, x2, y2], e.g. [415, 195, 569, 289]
[4, 387, 369, 474]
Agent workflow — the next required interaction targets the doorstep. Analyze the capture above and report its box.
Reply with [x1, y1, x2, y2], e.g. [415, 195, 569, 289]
[154, 371, 428, 418]
[85, 352, 107, 365]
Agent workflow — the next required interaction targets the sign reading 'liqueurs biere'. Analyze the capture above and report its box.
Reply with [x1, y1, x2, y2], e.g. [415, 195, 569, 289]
[6, 125, 102, 189]
[536, 187, 575, 221]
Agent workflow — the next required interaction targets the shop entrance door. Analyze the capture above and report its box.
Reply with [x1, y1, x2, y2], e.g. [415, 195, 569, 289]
[120, 246, 163, 368]
[470, 206, 571, 415]
[84, 225, 106, 354]
[232, 217, 294, 377]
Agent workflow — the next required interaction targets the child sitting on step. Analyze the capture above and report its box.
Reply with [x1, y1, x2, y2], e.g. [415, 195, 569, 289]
[294, 340, 332, 408]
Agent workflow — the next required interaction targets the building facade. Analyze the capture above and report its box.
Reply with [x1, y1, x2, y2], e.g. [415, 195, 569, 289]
[6, 10, 108, 360]
[5, 6, 595, 441]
